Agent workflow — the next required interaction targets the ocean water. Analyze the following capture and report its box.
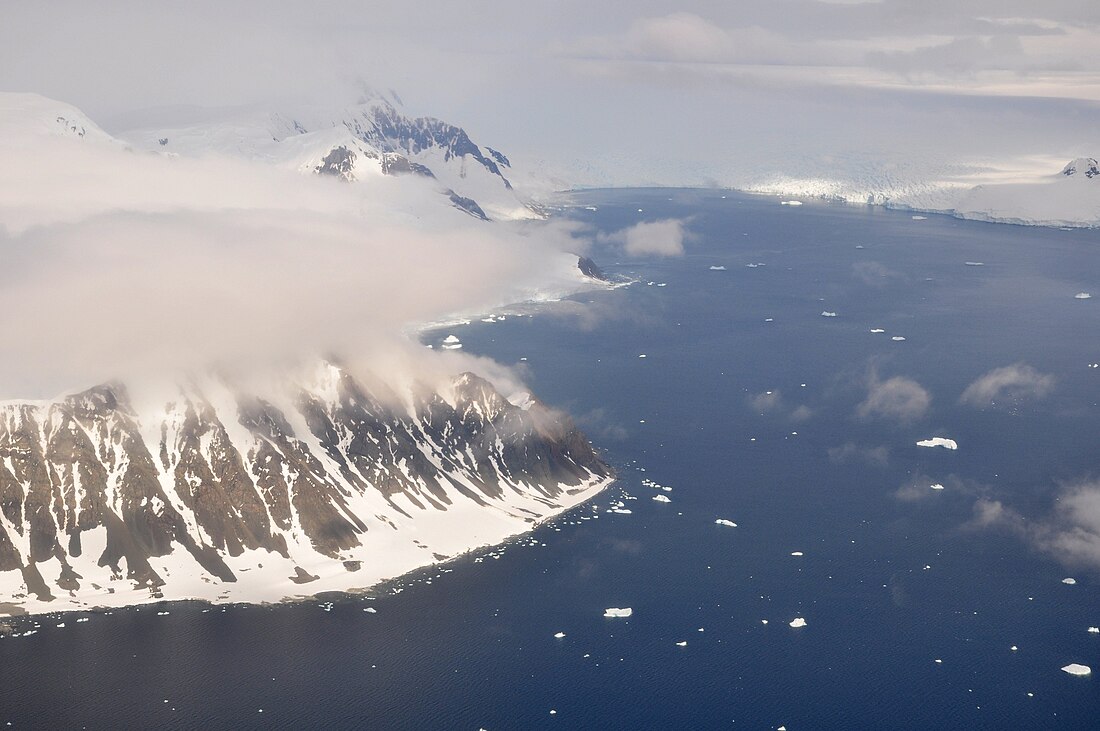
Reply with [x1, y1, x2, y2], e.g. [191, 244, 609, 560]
[2, 189, 1099, 729]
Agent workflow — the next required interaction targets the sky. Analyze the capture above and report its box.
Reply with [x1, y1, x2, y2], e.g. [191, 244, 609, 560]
[1, 0, 1098, 190]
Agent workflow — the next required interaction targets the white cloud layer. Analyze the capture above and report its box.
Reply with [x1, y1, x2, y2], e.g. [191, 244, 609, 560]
[959, 363, 1054, 406]
[0, 106, 585, 399]
[857, 373, 931, 422]
[601, 219, 689, 257]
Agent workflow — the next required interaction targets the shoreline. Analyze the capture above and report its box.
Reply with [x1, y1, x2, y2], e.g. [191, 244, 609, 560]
[0, 472, 616, 624]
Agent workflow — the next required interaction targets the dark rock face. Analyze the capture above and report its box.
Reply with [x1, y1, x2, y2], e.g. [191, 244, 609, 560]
[315, 146, 358, 181]
[1062, 157, 1099, 178]
[0, 364, 611, 599]
[448, 191, 489, 220]
[578, 256, 609, 282]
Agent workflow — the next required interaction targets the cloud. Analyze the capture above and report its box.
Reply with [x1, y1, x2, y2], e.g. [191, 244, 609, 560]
[1035, 483, 1100, 568]
[0, 117, 587, 399]
[749, 390, 784, 414]
[959, 363, 1054, 407]
[600, 219, 689, 257]
[828, 442, 889, 466]
[857, 373, 930, 422]
[966, 481, 1100, 569]
[852, 260, 902, 287]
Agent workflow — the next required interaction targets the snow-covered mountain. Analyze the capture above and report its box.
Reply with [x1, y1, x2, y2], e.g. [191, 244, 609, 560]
[0, 362, 611, 615]
[945, 157, 1100, 227]
[118, 89, 535, 221]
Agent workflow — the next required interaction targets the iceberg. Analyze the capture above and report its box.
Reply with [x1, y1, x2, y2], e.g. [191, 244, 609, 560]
[891, 336, 906, 341]
[821, 311, 838, 317]
[603, 607, 633, 618]
[715, 519, 738, 527]
[1062, 577, 1077, 585]
[781, 200, 803, 206]
[709, 265, 727, 271]
[442, 334, 461, 344]
[675, 641, 688, 647]
[930, 483, 945, 491]
[789, 617, 807, 628]
[653, 495, 671, 503]
[1087, 627, 1099, 634]
[1062, 663, 1091, 676]
[1075, 292, 1092, 299]
[554, 632, 566, 639]
[916, 438, 957, 450]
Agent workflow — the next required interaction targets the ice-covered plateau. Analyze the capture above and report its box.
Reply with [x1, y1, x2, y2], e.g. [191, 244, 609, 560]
[745, 156, 1100, 229]
[0, 362, 612, 616]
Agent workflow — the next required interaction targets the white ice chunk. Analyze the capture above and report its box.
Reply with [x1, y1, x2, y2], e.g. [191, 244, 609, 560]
[912, 215, 927, 220]
[675, 641, 688, 647]
[715, 519, 738, 527]
[781, 200, 803, 206]
[709, 265, 727, 271]
[789, 617, 807, 628]
[653, 495, 672, 503]
[870, 328, 885, 333]
[1062, 577, 1077, 585]
[790, 551, 804, 557]
[917, 437, 958, 450]
[1075, 292, 1092, 299]
[554, 632, 566, 639]
[821, 311, 838, 317]
[891, 336, 907, 341]
[1087, 627, 1099, 634]
[604, 607, 633, 618]
[1062, 663, 1091, 676]
[442, 334, 461, 344]
[930, 483, 945, 491]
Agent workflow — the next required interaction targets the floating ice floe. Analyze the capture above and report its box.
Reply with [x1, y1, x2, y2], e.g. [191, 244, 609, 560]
[709, 265, 727, 271]
[1075, 292, 1092, 299]
[1087, 627, 1099, 634]
[912, 215, 927, 220]
[638, 354, 647, 359]
[965, 261, 985, 266]
[870, 328, 885, 333]
[604, 608, 633, 618]
[715, 519, 738, 527]
[442, 343, 463, 350]
[1062, 577, 1077, 585]
[917, 437, 958, 450]
[821, 311, 838, 318]
[1062, 663, 1091, 676]
[930, 483, 945, 491]
[554, 632, 566, 639]
[442, 335, 460, 344]
[789, 618, 807, 628]
[1011, 646, 1018, 651]
[610, 508, 633, 515]
[891, 336, 906, 341]
[653, 495, 672, 503]
[363, 607, 377, 613]
[675, 641, 688, 647]
[781, 200, 803, 206]
[790, 552, 804, 557]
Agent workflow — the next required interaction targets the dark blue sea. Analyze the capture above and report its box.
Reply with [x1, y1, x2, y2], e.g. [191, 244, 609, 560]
[2, 189, 1099, 729]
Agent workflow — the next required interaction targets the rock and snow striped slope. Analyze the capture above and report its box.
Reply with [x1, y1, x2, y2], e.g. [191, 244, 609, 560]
[0, 363, 612, 616]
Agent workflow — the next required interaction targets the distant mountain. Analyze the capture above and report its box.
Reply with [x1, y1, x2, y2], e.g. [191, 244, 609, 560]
[948, 157, 1100, 228]
[1061, 157, 1099, 179]
[0, 362, 611, 614]
[120, 88, 535, 221]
